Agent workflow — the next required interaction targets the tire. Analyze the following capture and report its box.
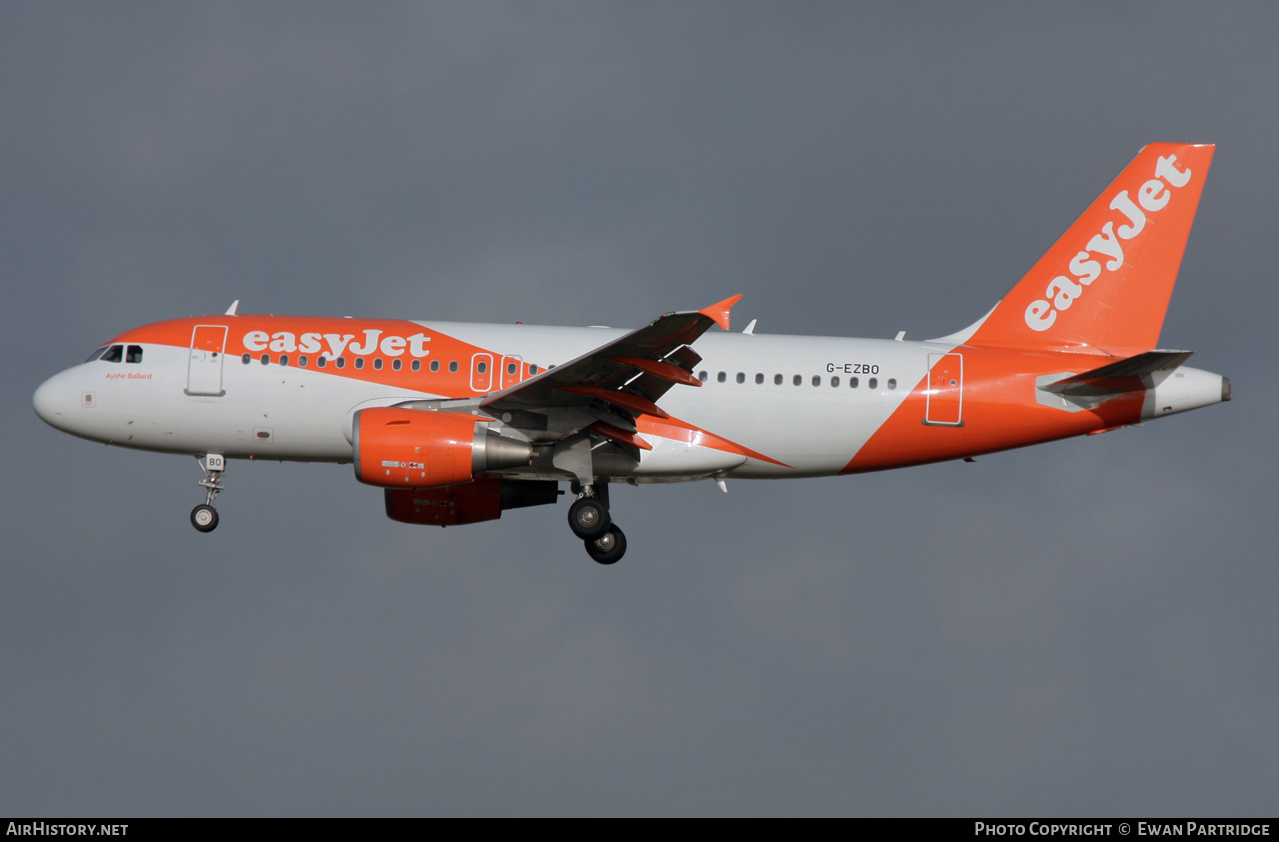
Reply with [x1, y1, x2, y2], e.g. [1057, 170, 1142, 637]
[585, 525, 627, 565]
[191, 504, 219, 533]
[567, 496, 610, 540]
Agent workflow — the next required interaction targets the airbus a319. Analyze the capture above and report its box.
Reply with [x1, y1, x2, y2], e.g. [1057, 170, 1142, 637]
[34, 144, 1229, 564]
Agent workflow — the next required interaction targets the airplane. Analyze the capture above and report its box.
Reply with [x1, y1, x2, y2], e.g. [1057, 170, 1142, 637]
[33, 143, 1229, 565]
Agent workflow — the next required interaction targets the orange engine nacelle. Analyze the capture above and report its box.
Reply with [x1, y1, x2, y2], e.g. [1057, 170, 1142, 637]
[352, 407, 532, 489]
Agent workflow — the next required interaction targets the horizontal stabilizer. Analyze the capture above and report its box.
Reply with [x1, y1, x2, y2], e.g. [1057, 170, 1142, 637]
[1042, 350, 1193, 397]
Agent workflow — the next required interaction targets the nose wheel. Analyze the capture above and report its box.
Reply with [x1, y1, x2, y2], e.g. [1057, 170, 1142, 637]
[569, 484, 626, 565]
[191, 453, 225, 533]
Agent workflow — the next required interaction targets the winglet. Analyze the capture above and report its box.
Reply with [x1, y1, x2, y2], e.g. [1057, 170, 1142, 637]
[700, 294, 743, 331]
[225, 299, 240, 316]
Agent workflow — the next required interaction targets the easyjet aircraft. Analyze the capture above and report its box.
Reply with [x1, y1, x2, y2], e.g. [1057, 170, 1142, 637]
[34, 144, 1229, 564]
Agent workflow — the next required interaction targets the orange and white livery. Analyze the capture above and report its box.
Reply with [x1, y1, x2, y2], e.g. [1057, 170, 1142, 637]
[34, 144, 1230, 564]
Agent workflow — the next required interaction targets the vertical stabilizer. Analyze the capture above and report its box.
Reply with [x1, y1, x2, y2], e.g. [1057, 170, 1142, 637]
[964, 143, 1214, 356]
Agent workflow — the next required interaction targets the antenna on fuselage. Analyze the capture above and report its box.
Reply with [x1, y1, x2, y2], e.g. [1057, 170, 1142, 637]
[225, 300, 240, 316]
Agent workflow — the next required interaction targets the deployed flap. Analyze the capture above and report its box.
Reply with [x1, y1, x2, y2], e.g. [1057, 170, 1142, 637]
[1042, 349, 1193, 397]
[480, 295, 742, 416]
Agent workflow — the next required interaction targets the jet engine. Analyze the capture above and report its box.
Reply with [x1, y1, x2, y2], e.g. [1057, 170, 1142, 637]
[352, 407, 531, 488]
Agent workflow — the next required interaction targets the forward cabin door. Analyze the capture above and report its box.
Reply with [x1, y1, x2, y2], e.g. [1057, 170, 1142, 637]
[925, 352, 963, 426]
[186, 325, 228, 396]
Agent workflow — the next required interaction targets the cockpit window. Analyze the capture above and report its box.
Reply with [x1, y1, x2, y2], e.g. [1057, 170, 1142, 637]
[85, 346, 109, 362]
[126, 345, 143, 363]
[100, 345, 123, 363]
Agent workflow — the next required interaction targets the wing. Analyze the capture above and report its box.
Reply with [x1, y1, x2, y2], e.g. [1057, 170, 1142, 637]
[479, 295, 742, 423]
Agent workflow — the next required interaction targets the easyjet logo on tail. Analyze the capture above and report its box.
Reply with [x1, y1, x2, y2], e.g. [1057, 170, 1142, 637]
[1024, 154, 1193, 332]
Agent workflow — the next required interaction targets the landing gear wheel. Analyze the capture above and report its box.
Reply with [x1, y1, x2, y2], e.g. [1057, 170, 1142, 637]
[191, 504, 219, 533]
[568, 496, 611, 540]
[585, 525, 627, 565]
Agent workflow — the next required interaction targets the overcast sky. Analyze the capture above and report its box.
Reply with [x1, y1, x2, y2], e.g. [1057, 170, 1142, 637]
[3, 2, 1277, 816]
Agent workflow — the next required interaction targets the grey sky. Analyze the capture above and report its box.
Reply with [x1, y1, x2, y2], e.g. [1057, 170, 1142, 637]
[3, 2, 1276, 816]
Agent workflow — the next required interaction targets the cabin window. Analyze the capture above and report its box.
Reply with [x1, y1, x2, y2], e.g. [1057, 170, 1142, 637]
[317, 356, 327, 368]
[241, 353, 251, 365]
[354, 357, 364, 370]
[449, 361, 458, 373]
[887, 378, 897, 390]
[298, 355, 308, 367]
[529, 364, 539, 375]
[336, 357, 346, 369]
[279, 355, 289, 366]
[774, 374, 783, 385]
[793, 375, 802, 386]
[831, 376, 840, 387]
[755, 373, 764, 384]
[412, 360, 420, 372]
[849, 377, 859, 388]
[698, 371, 708, 382]
[717, 371, 726, 383]
[391, 359, 400, 371]
[868, 377, 878, 389]
[373, 358, 383, 370]
[259, 354, 270, 365]
[430, 360, 439, 372]
[477, 361, 487, 374]
[736, 372, 745, 384]
[812, 375, 821, 387]
[507, 362, 517, 375]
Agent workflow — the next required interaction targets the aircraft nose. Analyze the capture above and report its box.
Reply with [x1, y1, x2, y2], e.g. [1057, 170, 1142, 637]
[33, 371, 74, 429]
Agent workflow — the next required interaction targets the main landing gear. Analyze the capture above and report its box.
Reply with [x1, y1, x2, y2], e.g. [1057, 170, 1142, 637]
[191, 453, 225, 533]
[568, 483, 626, 565]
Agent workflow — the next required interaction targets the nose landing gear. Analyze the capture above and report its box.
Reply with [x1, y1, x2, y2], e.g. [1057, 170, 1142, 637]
[191, 453, 225, 533]
[569, 483, 626, 565]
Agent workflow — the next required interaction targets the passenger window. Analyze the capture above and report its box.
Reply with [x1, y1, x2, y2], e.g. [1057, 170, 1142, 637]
[317, 356, 327, 368]
[887, 378, 897, 390]
[507, 362, 517, 375]
[812, 375, 821, 387]
[354, 358, 364, 370]
[374, 358, 383, 370]
[336, 357, 346, 369]
[260, 354, 270, 365]
[85, 347, 109, 363]
[868, 377, 878, 389]
[391, 359, 400, 371]
[755, 373, 764, 384]
[529, 364, 539, 375]
[242, 353, 251, 365]
[449, 361, 458, 373]
[793, 375, 801, 386]
[850, 377, 859, 388]
[126, 345, 143, 363]
[298, 355, 308, 367]
[430, 360, 439, 372]
[477, 361, 487, 374]
[736, 372, 745, 384]
[280, 355, 289, 366]
[412, 360, 421, 372]
[101, 345, 123, 363]
[698, 371, 707, 383]
[774, 374, 783, 385]
[831, 376, 840, 387]
[717, 371, 726, 383]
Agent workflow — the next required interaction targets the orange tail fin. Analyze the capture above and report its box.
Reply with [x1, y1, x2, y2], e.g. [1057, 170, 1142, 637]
[961, 143, 1214, 356]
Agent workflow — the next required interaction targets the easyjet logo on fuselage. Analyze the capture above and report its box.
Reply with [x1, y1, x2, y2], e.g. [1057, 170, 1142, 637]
[242, 328, 432, 358]
[1023, 154, 1193, 332]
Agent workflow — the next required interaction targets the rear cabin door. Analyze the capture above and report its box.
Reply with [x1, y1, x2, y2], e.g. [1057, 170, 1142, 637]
[925, 352, 963, 426]
[187, 325, 228, 396]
